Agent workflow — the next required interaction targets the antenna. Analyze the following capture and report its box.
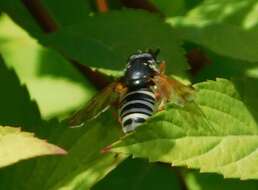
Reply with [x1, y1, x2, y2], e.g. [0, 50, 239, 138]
[148, 48, 160, 59]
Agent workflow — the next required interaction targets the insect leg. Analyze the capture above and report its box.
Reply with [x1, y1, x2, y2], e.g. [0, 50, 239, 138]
[159, 61, 166, 74]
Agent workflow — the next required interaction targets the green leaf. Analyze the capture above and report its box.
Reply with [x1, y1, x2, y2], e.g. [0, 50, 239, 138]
[192, 49, 258, 83]
[42, 0, 93, 27]
[0, 0, 44, 37]
[93, 158, 181, 190]
[0, 13, 125, 189]
[0, 112, 126, 190]
[0, 54, 41, 128]
[42, 10, 188, 76]
[185, 171, 258, 190]
[149, 0, 186, 17]
[168, 0, 258, 62]
[0, 0, 92, 37]
[41, 116, 125, 190]
[0, 14, 95, 119]
[110, 78, 258, 180]
[184, 0, 204, 11]
[0, 126, 66, 168]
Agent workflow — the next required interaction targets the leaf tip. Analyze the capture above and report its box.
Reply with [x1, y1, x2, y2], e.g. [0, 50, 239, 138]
[55, 147, 68, 155]
[44, 141, 67, 155]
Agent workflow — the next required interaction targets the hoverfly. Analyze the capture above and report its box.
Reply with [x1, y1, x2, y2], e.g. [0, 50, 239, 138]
[69, 49, 195, 133]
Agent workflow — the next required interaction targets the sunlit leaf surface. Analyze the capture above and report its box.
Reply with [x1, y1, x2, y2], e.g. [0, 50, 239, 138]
[111, 78, 258, 179]
[0, 126, 66, 168]
[0, 15, 94, 118]
[0, 111, 126, 190]
[169, 0, 258, 62]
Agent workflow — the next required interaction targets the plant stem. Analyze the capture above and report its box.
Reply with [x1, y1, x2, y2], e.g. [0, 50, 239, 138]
[96, 0, 109, 12]
[120, 0, 163, 16]
[175, 168, 188, 190]
[22, 0, 58, 32]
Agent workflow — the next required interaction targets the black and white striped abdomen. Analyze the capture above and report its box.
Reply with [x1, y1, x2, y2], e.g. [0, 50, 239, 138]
[119, 88, 156, 133]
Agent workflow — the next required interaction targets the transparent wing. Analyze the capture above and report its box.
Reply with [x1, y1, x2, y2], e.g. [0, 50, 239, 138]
[153, 74, 195, 107]
[153, 74, 215, 133]
[68, 81, 125, 127]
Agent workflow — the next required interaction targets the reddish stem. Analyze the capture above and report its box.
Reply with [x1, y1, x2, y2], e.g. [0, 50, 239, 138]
[22, 0, 58, 33]
[96, 0, 109, 12]
[120, 0, 163, 16]
[186, 48, 212, 76]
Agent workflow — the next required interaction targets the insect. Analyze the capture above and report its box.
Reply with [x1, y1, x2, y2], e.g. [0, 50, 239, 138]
[69, 49, 195, 133]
